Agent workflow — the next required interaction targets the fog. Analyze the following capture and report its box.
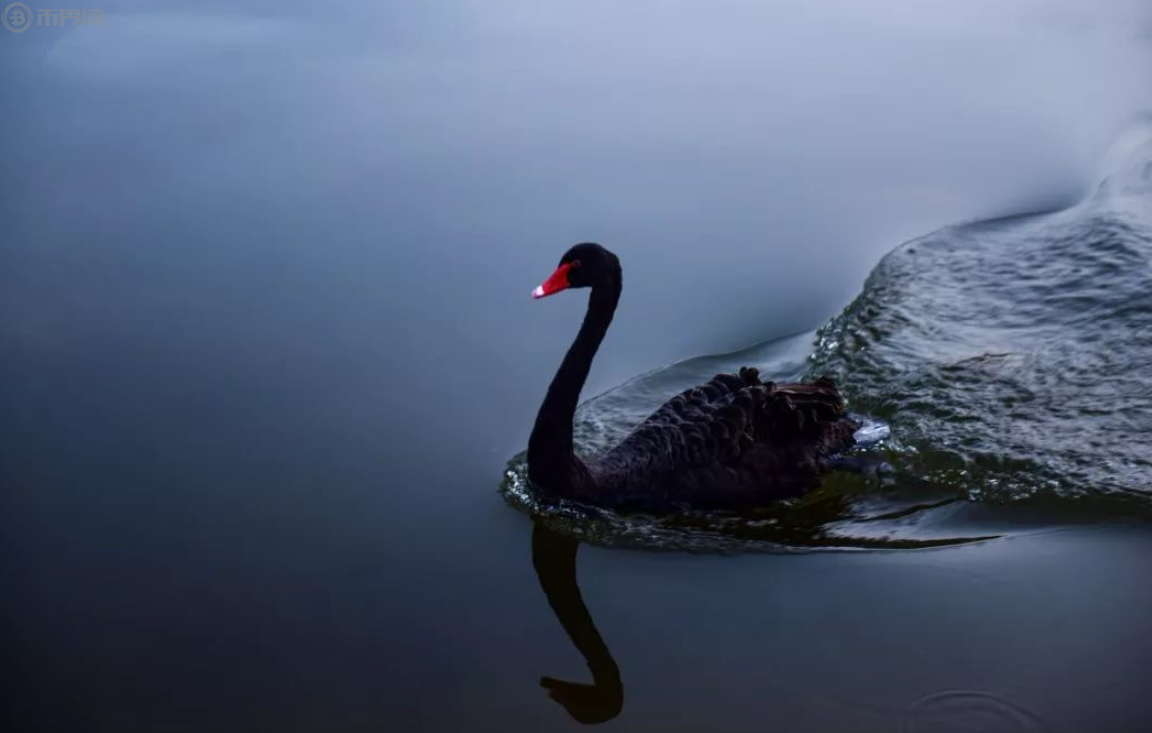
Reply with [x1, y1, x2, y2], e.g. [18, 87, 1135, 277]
[3, 0, 1151, 456]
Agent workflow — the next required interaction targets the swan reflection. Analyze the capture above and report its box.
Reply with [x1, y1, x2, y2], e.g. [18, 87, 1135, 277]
[531, 521, 623, 724]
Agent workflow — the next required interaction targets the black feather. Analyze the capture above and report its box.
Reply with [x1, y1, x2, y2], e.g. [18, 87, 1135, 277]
[527, 244, 859, 513]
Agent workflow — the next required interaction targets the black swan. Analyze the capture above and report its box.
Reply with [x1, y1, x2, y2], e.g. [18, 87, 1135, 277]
[528, 243, 858, 512]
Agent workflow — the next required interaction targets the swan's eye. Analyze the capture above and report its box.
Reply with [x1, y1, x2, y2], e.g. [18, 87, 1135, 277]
[570, 260, 581, 268]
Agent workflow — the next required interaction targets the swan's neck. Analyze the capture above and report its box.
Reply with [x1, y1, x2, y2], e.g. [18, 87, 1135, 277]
[528, 278, 621, 489]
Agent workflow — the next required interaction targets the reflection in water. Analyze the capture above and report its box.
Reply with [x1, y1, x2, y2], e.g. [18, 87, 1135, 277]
[531, 521, 623, 724]
[529, 520, 1057, 731]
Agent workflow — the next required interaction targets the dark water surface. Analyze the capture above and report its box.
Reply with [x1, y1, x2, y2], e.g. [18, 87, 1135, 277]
[6, 129, 1152, 731]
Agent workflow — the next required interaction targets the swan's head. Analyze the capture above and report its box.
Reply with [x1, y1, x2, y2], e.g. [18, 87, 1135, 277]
[532, 242, 620, 299]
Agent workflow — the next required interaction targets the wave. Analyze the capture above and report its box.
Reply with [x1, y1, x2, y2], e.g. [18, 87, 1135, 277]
[810, 123, 1152, 502]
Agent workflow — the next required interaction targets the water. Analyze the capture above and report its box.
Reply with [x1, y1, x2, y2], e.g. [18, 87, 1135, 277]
[812, 126, 1152, 503]
[5, 132, 1152, 733]
[5, 5, 1152, 732]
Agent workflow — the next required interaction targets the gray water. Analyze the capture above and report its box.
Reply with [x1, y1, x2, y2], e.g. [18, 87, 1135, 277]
[812, 127, 1152, 501]
[4, 3, 1152, 732]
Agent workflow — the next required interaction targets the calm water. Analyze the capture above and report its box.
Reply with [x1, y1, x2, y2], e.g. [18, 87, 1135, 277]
[6, 128, 1152, 732]
[5, 5, 1152, 732]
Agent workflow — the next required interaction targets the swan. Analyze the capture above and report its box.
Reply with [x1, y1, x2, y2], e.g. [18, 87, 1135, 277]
[528, 243, 858, 512]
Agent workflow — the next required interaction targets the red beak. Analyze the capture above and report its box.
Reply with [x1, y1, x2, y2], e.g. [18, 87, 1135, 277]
[533, 262, 573, 299]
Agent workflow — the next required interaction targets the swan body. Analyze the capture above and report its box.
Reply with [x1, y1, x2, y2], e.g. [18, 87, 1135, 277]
[528, 243, 857, 512]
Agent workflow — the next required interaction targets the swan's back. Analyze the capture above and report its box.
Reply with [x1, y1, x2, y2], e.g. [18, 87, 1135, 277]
[591, 368, 857, 510]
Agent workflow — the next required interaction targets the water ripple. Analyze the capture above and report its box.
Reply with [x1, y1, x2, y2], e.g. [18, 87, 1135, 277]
[904, 690, 1047, 733]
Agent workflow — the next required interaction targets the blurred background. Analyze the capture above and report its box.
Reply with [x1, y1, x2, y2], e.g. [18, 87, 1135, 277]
[3, 0, 1151, 432]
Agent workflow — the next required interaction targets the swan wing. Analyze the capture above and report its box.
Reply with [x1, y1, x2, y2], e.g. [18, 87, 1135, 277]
[595, 370, 856, 509]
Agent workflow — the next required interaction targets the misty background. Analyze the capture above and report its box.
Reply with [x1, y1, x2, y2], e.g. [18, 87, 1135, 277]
[3, 1, 1151, 456]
